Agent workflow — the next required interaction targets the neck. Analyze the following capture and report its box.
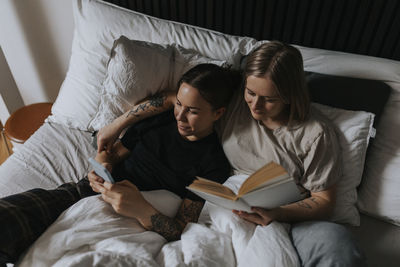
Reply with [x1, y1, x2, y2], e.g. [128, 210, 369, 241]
[261, 114, 289, 130]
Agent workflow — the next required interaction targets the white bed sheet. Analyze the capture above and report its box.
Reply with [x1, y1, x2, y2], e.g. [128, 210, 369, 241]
[18, 194, 299, 267]
[0, 122, 299, 266]
[0, 122, 95, 198]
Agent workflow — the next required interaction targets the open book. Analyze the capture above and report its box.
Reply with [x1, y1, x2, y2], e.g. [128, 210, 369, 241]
[187, 162, 304, 212]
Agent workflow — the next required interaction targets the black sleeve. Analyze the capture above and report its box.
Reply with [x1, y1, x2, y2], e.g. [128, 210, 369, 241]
[185, 189, 205, 202]
[120, 110, 175, 150]
[200, 156, 232, 184]
[120, 126, 139, 150]
[184, 151, 232, 201]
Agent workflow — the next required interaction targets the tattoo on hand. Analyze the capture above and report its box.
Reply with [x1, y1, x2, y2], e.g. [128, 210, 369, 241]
[126, 93, 167, 118]
[149, 200, 203, 241]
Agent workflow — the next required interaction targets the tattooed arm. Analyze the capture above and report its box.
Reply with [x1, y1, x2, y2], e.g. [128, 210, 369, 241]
[93, 179, 204, 241]
[146, 198, 204, 241]
[97, 91, 176, 153]
[234, 185, 336, 226]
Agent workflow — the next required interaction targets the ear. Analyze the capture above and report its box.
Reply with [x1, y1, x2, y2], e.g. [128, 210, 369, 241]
[213, 107, 226, 121]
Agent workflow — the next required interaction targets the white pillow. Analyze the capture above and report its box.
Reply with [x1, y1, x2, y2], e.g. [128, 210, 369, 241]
[89, 36, 226, 130]
[47, 0, 255, 130]
[297, 46, 400, 226]
[312, 103, 375, 225]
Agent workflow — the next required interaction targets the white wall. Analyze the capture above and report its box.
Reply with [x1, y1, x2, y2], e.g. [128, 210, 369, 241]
[0, 0, 74, 113]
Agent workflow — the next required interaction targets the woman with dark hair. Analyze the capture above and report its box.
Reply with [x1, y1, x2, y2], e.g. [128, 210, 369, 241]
[0, 63, 239, 265]
[97, 42, 366, 266]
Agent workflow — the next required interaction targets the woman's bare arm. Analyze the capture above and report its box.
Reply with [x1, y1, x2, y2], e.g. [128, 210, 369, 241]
[93, 179, 205, 242]
[144, 198, 204, 241]
[272, 185, 336, 222]
[234, 185, 336, 225]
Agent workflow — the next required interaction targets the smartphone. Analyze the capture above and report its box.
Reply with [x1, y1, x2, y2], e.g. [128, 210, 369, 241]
[88, 157, 115, 184]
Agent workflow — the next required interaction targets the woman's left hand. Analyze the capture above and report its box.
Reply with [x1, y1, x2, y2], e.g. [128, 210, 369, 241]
[233, 207, 277, 226]
[92, 180, 154, 219]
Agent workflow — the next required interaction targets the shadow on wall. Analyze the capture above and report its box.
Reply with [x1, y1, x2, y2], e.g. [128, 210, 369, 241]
[0, 46, 24, 120]
[12, 0, 66, 102]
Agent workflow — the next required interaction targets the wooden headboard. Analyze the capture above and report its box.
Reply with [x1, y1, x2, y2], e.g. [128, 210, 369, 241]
[104, 0, 400, 61]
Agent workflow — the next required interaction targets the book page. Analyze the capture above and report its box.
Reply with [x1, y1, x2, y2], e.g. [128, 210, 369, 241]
[238, 162, 289, 196]
[239, 177, 303, 209]
[188, 178, 237, 199]
[186, 187, 252, 212]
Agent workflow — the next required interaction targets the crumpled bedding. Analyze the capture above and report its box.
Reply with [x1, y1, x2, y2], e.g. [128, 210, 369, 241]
[18, 179, 300, 267]
[0, 122, 95, 198]
[0, 123, 300, 266]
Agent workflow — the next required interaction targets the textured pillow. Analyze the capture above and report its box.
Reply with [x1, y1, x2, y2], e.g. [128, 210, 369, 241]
[88, 37, 173, 130]
[47, 0, 255, 130]
[312, 103, 375, 225]
[89, 36, 226, 130]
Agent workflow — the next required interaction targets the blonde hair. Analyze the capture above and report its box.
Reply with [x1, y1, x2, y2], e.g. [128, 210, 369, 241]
[245, 41, 310, 124]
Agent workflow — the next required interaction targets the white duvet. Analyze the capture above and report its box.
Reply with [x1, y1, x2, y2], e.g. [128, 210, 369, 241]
[0, 124, 299, 266]
[19, 176, 300, 267]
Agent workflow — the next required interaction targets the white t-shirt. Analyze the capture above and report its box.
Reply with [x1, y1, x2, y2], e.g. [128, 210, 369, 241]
[216, 90, 342, 193]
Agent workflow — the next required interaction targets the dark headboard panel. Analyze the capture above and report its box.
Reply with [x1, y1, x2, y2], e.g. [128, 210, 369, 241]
[104, 0, 400, 61]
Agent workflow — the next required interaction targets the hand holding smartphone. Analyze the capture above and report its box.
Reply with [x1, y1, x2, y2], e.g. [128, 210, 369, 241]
[88, 157, 115, 184]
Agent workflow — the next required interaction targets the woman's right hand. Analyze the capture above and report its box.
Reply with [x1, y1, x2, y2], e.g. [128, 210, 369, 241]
[88, 163, 113, 193]
[233, 207, 277, 226]
[96, 120, 123, 153]
[88, 170, 104, 193]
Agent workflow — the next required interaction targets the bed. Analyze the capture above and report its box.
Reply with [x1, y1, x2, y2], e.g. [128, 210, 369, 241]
[1, 0, 400, 266]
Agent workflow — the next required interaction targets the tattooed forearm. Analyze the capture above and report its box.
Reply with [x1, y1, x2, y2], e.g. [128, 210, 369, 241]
[297, 200, 313, 209]
[149, 200, 203, 241]
[149, 93, 166, 107]
[296, 197, 321, 210]
[126, 93, 167, 118]
[175, 200, 204, 224]
[309, 197, 320, 206]
[149, 213, 184, 241]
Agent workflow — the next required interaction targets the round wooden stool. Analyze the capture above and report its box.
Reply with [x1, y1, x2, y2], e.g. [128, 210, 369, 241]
[4, 102, 53, 144]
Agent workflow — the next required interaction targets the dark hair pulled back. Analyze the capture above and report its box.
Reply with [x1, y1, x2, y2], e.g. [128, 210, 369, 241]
[177, 63, 241, 110]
